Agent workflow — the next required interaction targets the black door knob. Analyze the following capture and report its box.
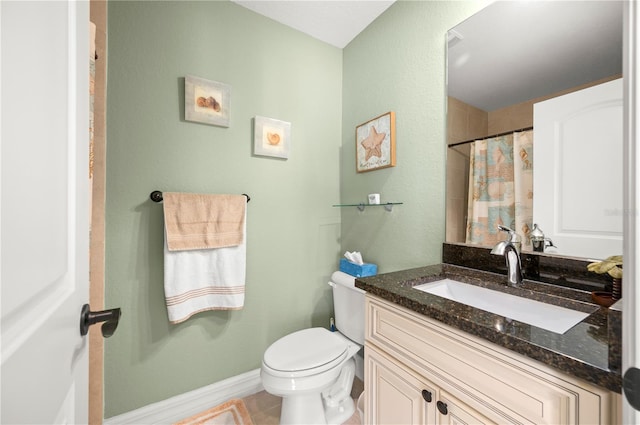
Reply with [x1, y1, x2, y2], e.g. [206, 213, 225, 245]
[624, 367, 640, 411]
[80, 304, 121, 338]
[421, 389, 432, 403]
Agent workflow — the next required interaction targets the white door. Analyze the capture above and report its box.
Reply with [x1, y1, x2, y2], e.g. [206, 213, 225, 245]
[624, 2, 640, 423]
[533, 78, 623, 260]
[1, 1, 90, 423]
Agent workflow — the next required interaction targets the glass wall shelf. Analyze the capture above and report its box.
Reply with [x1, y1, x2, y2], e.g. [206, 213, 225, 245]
[332, 202, 402, 212]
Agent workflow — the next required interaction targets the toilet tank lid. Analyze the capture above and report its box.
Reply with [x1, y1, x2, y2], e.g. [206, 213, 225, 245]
[331, 271, 355, 287]
[331, 271, 366, 293]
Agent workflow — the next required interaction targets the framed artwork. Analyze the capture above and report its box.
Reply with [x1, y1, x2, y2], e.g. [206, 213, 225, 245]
[355, 111, 396, 172]
[184, 75, 231, 127]
[253, 116, 291, 159]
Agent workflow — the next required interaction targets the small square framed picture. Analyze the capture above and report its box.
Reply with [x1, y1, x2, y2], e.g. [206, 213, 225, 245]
[253, 116, 291, 159]
[184, 75, 231, 127]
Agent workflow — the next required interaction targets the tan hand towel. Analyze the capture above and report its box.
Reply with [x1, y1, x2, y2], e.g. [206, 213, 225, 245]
[162, 192, 246, 251]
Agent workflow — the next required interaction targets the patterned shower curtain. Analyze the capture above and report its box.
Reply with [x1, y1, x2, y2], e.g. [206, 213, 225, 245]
[465, 130, 534, 250]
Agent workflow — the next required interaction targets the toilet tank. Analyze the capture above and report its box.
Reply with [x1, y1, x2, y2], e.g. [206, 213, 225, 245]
[330, 271, 366, 345]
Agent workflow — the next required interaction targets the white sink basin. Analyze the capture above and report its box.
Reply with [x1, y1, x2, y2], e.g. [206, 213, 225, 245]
[413, 279, 591, 334]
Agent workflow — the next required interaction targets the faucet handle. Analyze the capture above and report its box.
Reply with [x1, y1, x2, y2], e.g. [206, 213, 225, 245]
[497, 225, 514, 233]
[497, 225, 521, 253]
[497, 225, 518, 242]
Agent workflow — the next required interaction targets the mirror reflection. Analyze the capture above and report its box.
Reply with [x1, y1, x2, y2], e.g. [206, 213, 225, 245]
[445, 1, 623, 260]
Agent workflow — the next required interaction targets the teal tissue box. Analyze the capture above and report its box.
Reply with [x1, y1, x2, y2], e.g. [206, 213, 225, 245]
[339, 258, 377, 277]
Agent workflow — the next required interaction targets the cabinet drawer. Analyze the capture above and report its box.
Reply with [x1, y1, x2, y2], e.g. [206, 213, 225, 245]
[366, 295, 613, 424]
[438, 388, 496, 425]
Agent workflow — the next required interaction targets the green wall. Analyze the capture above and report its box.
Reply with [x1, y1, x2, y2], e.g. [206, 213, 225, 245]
[105, 0, 489, 418]
[105, 1, 342, 417]
[341, 1, 489, 272]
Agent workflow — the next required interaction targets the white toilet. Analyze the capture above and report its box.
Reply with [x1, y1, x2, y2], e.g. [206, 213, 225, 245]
[260, 271, 366, 425]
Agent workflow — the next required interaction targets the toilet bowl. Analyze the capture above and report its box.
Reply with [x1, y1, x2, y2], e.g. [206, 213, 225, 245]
[260, 271, 366, 425]
[261, 328, 360, 424]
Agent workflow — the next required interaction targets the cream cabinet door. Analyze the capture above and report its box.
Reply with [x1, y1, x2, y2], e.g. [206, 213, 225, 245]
[366, 347, 437, 425]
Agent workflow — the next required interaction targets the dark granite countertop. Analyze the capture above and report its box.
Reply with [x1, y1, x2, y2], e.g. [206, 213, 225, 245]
[355, 263, 622, 393]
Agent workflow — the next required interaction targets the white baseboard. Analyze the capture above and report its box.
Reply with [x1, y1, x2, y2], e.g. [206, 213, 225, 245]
[104, 369, 263, 425]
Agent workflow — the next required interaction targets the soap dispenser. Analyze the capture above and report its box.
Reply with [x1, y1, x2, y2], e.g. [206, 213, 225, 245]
[530, 224, 545, 252]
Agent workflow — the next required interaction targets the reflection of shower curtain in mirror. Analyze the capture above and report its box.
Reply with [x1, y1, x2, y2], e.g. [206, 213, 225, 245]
[465, 130, 533, 250]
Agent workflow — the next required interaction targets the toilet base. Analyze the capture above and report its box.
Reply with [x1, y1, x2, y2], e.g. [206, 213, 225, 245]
[323, 357, 356, 424]
[324, 396, 355, 425]
[270, 358, 357, 425]
[278, 391, 356, 425]
[280, 393, 327, 425]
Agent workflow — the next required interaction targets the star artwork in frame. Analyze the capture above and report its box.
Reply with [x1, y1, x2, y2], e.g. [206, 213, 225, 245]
[356, 111, 396, 172]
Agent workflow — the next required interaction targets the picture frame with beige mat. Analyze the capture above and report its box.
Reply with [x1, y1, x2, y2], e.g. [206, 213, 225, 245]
[184, 75, 231, 128]
[253, 115, 291, 159]
[174, 398, 254, 425]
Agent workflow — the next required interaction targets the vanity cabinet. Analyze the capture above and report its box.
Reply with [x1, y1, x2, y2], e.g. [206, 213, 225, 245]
[364, 295, 620, 425]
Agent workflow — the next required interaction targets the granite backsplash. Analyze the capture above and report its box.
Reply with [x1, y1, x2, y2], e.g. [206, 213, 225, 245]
[443, 242, 613, 293]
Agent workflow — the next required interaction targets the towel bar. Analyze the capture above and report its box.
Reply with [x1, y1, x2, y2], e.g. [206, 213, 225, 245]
[150, 191, 250, 203]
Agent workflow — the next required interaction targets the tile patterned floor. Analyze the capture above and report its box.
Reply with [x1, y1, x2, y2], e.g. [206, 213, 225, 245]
[242, 378, 364, 425]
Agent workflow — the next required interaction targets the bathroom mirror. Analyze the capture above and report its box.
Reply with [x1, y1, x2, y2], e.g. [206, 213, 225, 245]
[445, 1, 623, 260]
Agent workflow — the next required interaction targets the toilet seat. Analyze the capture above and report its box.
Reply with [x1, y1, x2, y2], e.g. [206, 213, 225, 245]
[263, 328, 349, 377]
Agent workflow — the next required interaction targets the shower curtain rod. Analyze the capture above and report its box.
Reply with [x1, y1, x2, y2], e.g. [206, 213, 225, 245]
[447, 126, 533, 148]
[149, 191, 251, 203]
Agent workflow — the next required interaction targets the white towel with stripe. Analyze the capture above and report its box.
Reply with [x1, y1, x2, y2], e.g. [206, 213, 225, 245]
[163, 211, 247, 324]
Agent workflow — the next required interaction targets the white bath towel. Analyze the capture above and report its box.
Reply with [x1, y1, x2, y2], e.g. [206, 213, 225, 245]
[163, 198, 247, 324]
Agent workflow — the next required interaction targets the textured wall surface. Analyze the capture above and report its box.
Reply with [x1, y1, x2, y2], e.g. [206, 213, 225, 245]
[340, 1, 488, 273]
[105, 0, 489, 417]
[106, 1, 342, 416]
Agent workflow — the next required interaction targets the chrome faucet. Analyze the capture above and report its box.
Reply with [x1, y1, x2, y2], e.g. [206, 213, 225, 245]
[491, 225, 523, 286]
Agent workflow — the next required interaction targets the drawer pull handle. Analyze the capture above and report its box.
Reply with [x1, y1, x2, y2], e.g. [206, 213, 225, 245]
[437, 400, 448, 415]
[421, 389, 432, 403]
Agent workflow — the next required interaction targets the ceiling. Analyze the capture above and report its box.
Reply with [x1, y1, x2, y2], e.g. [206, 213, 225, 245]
[231, 1, 623, 112]
[231, 0, 396, 48]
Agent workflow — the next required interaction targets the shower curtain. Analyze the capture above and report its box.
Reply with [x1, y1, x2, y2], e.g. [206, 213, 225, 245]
[465, 130, 534, 250]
